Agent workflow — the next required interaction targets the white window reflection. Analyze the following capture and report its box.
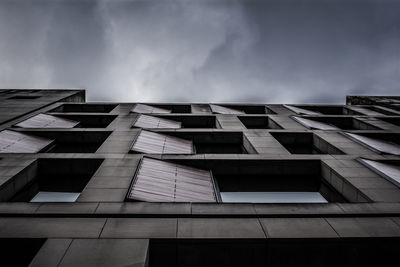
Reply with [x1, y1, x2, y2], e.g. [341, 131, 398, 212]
[220, 192, 328, 203]
[30, 192, 80, 202]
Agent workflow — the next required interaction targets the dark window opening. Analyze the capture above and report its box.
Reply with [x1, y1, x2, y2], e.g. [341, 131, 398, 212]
[23, 131, 111, 153]
[238, 116, 282, 129]
[8, 95, 41, 100]
[50, 104, 117, 113]
[219, 104, 271, 114]
[0, 238, 46, 267]
[7, 158, 103, 202]
[270, 132, 344, 154]
[174, 159, 346, 203]
[377, 117, 400, 127]
[164, 131, 251, 154]
[48, 114, 117, 128]
[157, 115, 216, 128]
[299, 116, 380, 130]
[149, 104, 191, 113]
[290, 105, 355, 115]
[366, 106, 399, 115]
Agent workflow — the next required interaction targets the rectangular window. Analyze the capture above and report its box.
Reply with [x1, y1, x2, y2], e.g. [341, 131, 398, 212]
[220, 192, 328, 203]
[270, 132, 344, 154]
[0, 130, 54, 153]
[293, 116, 380, 130]
[210, 104, 245, 114]
[344, 132, 400, 155]
[50, 104, 117, 113]
[359, 159, 400, 187]
[30, 192, 80, 202]
[127, 158, 218, 202]
[15, 114, 79, 128]
[131, 130, 194, 154]
[238, 116, 282, 129]
[5, 158, 103, 202]
[132, 114, 182, 129]
[131, 103, 172, 114]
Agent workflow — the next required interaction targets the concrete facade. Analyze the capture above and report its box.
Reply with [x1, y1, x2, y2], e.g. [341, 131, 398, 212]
[0, 89, 399, 266]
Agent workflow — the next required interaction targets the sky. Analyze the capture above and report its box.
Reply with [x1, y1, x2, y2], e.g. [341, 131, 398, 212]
[0, 0, 399, 103]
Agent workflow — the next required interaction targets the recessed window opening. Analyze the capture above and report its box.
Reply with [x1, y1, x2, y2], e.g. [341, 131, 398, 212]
[126, 158, 218, 202]
[285, 105, 353, 115]
[270, 132, 344, 154]
[0, 130, 54, 153]
[210, 104, 245, 114]
[9, 158, 103, 202]
[215, 104, 269, 114]
[359, 159, 400, 187]
[50, 114, 117, 128]
[130, 130, 194, 154]
[343, 132, 400, 155]
[132, 114, 182, 129]
[50, 104, 117, 113]
[204, 160, 345, 203]
[15, 114, 80, 128]
[238, 116, 282, 129]
[0, 238, 46, 266]
[131, 103, 172, 114]
[8, 95, 41, 100]
[166, 131, 250, 154]
[21, 131, 112, 153]
[157, 115, 217, 128]
[377, 117, 400, 127]
[293, 116, 380, 130]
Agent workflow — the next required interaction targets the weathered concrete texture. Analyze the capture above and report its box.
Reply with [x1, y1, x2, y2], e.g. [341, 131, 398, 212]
[0, 91, 399, 264]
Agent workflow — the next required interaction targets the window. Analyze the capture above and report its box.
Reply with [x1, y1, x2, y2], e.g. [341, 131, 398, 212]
[8, 95, 41, 100]
[270, 132, 344, 154]
[30, 192, 80, 202]
[165, 131, 251, 154]
[292, 116, 339, 130]
[284, 104, 355, 115]
[15, 114, 79, 128]
[132, 114, 182, 129]
[238, 116, 282, 129]
[284, 105, 322, 115]
[220, 192, 328, 203]
[343, 133, 400, 155]
[131, 103, 172, 114]
[210, 104, 245, 114]
[131, 130, 194, 154]
[293, 116, 379, 130]
[127, 158, 218, 202]
[0, 130, 54, 153]
[50, 104, 117, 113]
[5, 158, 103, 202]
[359, 159, 400, 187]
[210, 159, 345, 203]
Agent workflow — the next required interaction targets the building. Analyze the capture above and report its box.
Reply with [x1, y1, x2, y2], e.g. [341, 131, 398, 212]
[0, 89, 399, 266]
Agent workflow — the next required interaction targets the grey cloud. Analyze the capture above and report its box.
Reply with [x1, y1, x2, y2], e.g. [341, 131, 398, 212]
[0, 0, 399, 103]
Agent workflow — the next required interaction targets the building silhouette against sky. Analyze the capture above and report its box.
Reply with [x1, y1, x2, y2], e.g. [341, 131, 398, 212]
[0, 89, 399, 266]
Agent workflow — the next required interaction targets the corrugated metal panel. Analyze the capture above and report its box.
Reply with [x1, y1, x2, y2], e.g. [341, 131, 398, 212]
[292, 116, 340, 130]
[128, 158, 217, 202]
[360, 159, 400, 187]
[15, 114, 79, 128]
[133, 114, 181, 129]
[210, 104, 245, 114]
[0, 130, 54, 153]
[131, 103, 171, 114]
[345, 133, 400, 155]
[131, 130, 193, 154]
[283, 105, 322, 115]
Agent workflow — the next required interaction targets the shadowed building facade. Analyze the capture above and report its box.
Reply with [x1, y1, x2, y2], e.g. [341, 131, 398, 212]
[0, 89, 399, 266]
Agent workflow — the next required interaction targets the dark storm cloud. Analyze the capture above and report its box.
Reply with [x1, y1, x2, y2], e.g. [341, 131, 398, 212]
[0, 0, 399, 103]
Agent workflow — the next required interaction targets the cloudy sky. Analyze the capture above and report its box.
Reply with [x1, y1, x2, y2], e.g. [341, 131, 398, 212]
[0, 0, 399, 103]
